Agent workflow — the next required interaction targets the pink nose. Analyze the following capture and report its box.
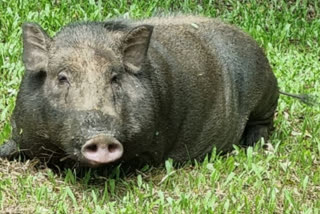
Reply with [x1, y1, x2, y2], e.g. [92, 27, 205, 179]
[81, 135, 123, 166]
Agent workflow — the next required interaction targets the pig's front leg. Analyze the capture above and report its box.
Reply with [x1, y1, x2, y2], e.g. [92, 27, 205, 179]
[0, 139, 18, 159]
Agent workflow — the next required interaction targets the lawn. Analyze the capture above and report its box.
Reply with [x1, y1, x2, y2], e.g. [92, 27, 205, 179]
[0, 0, 320, 213]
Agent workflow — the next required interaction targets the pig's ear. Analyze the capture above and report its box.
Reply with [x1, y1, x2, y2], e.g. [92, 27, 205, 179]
[22, 23, 51, 72]
[122, 25, 153, 73]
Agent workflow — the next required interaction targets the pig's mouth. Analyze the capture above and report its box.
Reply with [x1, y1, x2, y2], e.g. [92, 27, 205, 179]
[79, 134, 124, 167]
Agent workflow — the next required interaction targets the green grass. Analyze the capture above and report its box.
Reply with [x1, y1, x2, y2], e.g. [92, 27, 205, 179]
[1, 0, 320, 213]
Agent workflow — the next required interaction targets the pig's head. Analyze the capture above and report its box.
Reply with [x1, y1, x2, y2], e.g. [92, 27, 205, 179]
[10, 21, 156, 167]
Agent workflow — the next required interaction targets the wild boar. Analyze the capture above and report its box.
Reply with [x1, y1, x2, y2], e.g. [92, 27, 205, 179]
[0, 16, 279, 168]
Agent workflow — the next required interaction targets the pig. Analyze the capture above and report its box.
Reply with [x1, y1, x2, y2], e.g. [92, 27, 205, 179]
[0, 15, 279, 168]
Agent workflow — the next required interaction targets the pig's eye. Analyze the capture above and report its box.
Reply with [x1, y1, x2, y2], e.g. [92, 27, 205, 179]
[111, 73, 119, 84]
[58, 72, 69, 84]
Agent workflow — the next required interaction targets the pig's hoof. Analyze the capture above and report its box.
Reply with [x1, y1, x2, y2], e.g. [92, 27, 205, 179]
[242, 124, 270, 147]
[0, 139, 18, 158]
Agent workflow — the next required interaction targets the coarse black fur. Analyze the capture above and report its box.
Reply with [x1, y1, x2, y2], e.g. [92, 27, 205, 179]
[0, 15, 279, 169]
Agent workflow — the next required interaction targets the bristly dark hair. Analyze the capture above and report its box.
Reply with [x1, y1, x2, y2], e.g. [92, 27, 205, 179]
[103, 20, 129, 31]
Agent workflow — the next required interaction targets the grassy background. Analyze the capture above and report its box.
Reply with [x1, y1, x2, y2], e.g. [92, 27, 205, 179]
[0, 0, 320, 213]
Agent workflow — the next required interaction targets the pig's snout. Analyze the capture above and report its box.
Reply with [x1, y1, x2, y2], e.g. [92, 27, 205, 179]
[81, 135, 123, 166]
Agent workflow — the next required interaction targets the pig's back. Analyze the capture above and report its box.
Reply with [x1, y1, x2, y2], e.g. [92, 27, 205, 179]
[139, 16, 277, 160]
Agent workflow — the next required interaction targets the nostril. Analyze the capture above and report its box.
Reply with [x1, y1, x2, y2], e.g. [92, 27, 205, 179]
[108, 143, 118, 153]
[81, 135, 123, 165]
[85, 144, 98, 153]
